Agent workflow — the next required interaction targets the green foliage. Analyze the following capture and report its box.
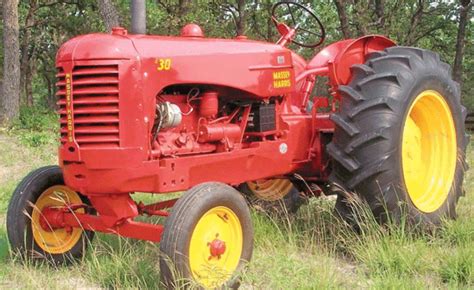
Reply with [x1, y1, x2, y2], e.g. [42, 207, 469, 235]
[1, 0, 472, 111]
[10, 106, 58, 147]
[14, 106, 57, 131]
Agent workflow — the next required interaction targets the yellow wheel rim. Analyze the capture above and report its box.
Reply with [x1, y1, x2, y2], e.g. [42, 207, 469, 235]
[189, 206, 243, 288]
[247, 178, 293, 201]
[402, 90, 457, 213]
[31, 185, 84, 254]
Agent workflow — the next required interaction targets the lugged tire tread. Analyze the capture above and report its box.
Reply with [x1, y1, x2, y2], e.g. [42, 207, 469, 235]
[369, 54, 413, 69]
[344, 127, 389, 154]
[327, 46, 467, 227]
[346, 151, 393, 189]
[366, 50, 387, 60]
[348, 97, 395, 119]
[454, 82, 462, 99]
[356, 72, 400, 88]
[386, 46, 424, 58]
[330, 114, 359, 137]
[338, 85, 366, 102]
[327, 143, 360, 172]
[350, 64, 375, 79]
[422, 49, 440, 63]
[441, 62, 452, 76]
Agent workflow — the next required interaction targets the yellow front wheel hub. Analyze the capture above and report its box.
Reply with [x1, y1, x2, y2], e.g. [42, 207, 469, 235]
[189, 206, 243, 288]
[402, 90, 457, 213]
[247, 178, 293, 201]
[31, 185, 85, 254]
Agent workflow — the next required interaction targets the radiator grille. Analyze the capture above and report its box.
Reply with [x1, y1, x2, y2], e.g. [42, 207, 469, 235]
[56, 64, 120, 148]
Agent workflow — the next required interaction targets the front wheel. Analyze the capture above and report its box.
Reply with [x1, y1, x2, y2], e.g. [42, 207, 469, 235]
[6, 165, 94, 264]
[328, 47, 468, 227]
[159, 182, 253, 289]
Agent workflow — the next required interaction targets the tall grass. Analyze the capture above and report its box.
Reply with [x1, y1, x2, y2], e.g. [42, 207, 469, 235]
[0, 128, 472, 288]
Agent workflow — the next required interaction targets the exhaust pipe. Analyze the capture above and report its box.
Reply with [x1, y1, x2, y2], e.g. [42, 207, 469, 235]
[131, 0, 146, 34]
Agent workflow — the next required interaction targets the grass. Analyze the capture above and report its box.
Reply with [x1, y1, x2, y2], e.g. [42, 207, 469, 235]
[0, 112, 472, 289]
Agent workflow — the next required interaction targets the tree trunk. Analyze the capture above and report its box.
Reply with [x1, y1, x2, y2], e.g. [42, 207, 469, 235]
[235, 0, 246, 36]
[405, 0, 425, 45]
[97, 0, 120, 32]
[1, 0, 20, 124]
[25, 61, 34, 106]
[453, 0, 472, 84]
[374, 0, 385, 29]
[43, 73, 54, 109]
[178, 0, 191, 17]
[351, 0, 369, 36]
[334, 0, 352, 38]
[20, 1, 36, 107]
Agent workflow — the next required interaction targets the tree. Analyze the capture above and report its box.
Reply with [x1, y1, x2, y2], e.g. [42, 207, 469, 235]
[333, 0, 352, 38]
[0, 0, 472, 117]
[235, 0, 246, 36]
[178, 0, 192, 18]
[453, 0, 472, 84]
[97, 0, 120, 32]
[20, 0, 38, 107]
[214, 0, 247, 36]
[1, 0, 20, 124]
[249, 0, 275, 41]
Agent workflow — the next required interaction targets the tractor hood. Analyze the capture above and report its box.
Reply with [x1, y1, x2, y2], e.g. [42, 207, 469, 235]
[56, 28, 298, 97]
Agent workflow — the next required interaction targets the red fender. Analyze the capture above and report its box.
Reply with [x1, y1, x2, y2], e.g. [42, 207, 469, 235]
[308, 35, 396, 87]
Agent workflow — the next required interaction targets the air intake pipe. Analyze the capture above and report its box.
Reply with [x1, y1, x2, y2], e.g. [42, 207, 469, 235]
[131, 0, 146, 34]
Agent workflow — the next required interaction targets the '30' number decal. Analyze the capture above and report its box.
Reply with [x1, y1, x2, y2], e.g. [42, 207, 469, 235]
[155, 58, 172, 71]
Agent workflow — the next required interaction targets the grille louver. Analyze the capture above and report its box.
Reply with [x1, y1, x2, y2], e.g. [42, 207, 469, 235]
[56, 64, 120, 148]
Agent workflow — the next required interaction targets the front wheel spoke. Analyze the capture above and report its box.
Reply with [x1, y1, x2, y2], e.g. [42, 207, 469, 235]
[297, 27, 319, 37]
[286, 3, 297, 26]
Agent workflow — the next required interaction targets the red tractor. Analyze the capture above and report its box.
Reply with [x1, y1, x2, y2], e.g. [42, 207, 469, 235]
[6, 2, 468, 288]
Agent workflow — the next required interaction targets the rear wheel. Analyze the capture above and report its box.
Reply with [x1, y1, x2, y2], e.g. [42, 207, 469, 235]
[7, 166, 94, 264]
[160, 182, 253, 289]
[239, 178, 304, 214]
[328, 47, 468, 226]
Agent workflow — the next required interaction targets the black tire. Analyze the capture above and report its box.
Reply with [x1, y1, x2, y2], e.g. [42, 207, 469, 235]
[239, 182, 304, 215]
[328, 46, 468, 227]
[160, 182, 253, 289]
[6, 165, 94, 264]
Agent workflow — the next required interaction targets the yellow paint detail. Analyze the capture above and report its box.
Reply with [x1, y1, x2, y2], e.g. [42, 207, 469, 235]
[189, 206, 242, 289]
[273, 71, 290, 79]
[247, 178, 293, 201]
[156, 58, 172, 71]
[273, 79, 291, 88]
[273, 70, 291, 88]
[31, 185, 84, 254]
[402, 90, 457, 213]
[65, 74, 73, 142]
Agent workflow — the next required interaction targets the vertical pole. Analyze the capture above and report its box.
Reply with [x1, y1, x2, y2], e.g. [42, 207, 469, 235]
[131, 0, 146, 34]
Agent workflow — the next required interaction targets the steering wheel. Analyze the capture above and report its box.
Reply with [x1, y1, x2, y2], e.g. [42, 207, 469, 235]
[271, 1, 326, 48]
